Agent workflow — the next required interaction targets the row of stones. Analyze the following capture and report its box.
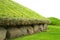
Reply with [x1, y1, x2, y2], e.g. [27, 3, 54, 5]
[0, 24, 47, 40]
[0, 18, 48, 25]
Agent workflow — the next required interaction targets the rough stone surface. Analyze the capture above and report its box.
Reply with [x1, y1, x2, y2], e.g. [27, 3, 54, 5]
[43, 24, 48, 31]
[0, 24, 48, 40]
[19, 27, 28, 35]
[6, 27, 22, 39]
[27, 26, 34, 34]
[0, 18, 49, 26]
[0, 27, 7, 40]
[33, 25, 40, 33]
[39, 25, 44, 32]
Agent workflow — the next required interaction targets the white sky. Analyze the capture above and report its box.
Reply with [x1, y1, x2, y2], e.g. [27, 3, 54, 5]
[14, 0, 60, 19]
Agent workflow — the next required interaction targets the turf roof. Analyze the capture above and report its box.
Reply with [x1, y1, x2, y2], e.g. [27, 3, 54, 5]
[0, 0, 45, 20]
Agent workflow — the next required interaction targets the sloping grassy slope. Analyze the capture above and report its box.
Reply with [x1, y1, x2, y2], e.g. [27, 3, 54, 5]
[12, 25, 60, 40]
[0, 0, 45, 20]
[48, 17, 60, 25]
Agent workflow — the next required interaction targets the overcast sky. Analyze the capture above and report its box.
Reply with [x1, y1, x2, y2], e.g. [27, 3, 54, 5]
[14, 0, 60, 19]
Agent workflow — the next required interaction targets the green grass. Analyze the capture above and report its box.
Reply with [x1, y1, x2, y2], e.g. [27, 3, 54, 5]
[0, 0, 45, 20]
[12, 25, 60, 40]
[48, 17, 60, 26]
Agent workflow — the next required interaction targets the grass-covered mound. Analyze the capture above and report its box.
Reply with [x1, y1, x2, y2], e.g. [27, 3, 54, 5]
[0, 0, 44, 19]
[0, 0, 49, 40]
[48, 17, 60, 26]
[0, 0, 49, 25]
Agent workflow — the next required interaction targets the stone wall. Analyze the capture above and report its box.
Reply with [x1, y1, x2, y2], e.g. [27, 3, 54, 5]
[0, 24, 48, 40]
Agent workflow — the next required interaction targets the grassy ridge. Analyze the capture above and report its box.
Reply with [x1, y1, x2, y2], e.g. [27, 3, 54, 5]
[48, 17, 60, 26]
[12, 25, 60, 40]
[0, 0, 45, 20]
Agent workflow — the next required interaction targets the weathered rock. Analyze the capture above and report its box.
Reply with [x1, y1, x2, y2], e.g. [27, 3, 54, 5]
[33, 25, 40, 33]
[39, 25, 44, 32]
[6, 27, 22, 39]
[27, 26, 34, 34]
[43, 24, 48, 31]
[0, 18, 49, 26]
[19, 26, 28, 35]
[0, 27, 7, 40]
[0, 24, 48, 40]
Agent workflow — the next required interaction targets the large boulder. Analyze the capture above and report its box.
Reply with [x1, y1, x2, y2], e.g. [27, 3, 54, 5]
[43, 24, 48, 31]
[0, 27, 7, 40]
[33, 25, 40, 33]
[19, 26, 28, 35]
[6, 27, 22, 39]
[27, 26, 34, 34]
[39, 25, 44, 32]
